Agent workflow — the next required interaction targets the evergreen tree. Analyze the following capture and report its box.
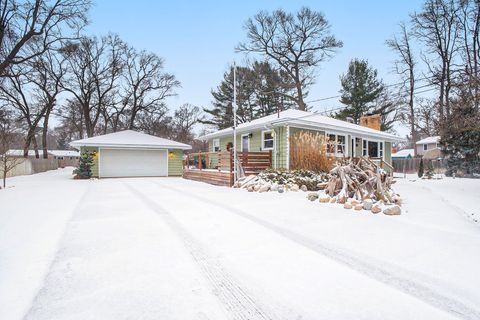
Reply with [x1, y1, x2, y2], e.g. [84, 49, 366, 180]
[418, 158, 424, 178]
[201, 62, 296, 130]
[440, 103, 480, 177]
[335, 59, 384, 124]
[74, 151, 95, 179]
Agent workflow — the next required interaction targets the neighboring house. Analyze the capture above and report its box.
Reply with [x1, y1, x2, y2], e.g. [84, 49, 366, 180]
[49, 150, 80, 160]
[392, 148, 414, 160]
[416, 136, 441, 156]
[201, 109, 401, 170]
[70, 130, 191, 178]
[6, 149, 53, 158]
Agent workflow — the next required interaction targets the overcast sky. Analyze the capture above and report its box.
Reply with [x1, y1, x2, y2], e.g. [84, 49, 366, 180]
[85, 0, 426, 135]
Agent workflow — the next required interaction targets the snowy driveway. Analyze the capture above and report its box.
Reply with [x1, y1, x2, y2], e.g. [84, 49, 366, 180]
[1, 169, 480, 320]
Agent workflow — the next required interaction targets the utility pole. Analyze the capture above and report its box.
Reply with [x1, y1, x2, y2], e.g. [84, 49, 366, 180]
[233, 62, 237, 183]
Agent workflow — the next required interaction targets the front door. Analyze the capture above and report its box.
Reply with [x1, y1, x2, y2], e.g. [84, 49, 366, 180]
[242, 135, 249, 152]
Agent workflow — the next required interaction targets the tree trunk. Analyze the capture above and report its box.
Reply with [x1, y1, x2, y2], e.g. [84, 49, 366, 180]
[32, 136, 40, 159]
[42, 107, 51, 159]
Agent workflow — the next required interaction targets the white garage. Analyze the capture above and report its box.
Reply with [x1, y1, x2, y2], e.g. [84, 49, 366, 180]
[70, 130, 191, 178]
[99, 149, 168, 178]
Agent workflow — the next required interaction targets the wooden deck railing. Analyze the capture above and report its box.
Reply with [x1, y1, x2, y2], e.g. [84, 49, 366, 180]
[183, 150, 272, 186]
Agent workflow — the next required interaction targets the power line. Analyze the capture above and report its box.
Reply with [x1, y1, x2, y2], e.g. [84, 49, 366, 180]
[306, 75, 438, 104]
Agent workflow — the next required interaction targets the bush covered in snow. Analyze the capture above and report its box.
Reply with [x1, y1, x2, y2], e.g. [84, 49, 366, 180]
[257, 169, 329, 191]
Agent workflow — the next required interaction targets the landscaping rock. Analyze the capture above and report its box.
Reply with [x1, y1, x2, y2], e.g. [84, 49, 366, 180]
[278, 186, 284, 193]
[247, 186, 254, 192]
[307, 193, 319, 201]
[383, 205, 401, 216]
[337, 196, 346, 204]
[258, 184, 271, 193]
[351, 199, 361, 206]
[290, 184, 300, 192]
[254, 184, 261, 192]
[344, 203, 353, 209]
[319, 194, 330, 203]
[354, 204, 363, 211]
[270, 183, 279, 192]
[363, 199, 373, 210]
[300, 185, 308, 192]
[371, 205, 382, 214]
[329, 197, 337, 203]
[393, 195, 402, 206]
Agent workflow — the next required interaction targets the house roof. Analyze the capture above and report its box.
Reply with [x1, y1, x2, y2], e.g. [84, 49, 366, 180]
[392, 148, 414, 158]
[416, 136, 440, 145]
[70, 130, 192, 150]
[49, 150, 80, 157]
[6, 149, 50, 157]
[200, 109, 402, 142]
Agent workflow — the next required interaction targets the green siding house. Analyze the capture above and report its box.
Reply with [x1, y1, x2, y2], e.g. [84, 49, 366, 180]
[70, 130, 191, 178]
[201, 110, 401, 170]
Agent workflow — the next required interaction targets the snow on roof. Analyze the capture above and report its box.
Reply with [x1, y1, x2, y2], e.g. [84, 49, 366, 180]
[201, 109, 402, 142]
[416, 136, 440, 145]
[70, 130, 192, 150]
[49, 150, 80, 157]
[6, 149, 49, 157]
[392, 148, 414, 158]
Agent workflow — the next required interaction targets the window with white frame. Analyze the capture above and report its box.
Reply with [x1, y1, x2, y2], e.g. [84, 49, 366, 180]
[212, 138, 220, 152]
[326, 133, 346, 156]
[262, 130, 274, 150]
[423, 144, 428, 151]
[379, 142, 384, 157]
[362, 140, 368, 156]
[362, 139, 384, 158]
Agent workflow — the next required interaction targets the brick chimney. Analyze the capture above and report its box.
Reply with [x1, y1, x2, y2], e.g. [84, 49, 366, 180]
[359, 114, 381, 131]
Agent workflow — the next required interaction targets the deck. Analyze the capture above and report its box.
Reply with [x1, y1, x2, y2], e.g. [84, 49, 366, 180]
[183, 151, 272, 187]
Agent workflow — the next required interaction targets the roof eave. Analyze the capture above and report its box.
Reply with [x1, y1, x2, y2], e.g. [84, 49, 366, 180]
[70, 142, 191, 150]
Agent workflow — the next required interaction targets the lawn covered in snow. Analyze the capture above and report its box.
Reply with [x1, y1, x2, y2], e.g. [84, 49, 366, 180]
[0, 169, 479, 320]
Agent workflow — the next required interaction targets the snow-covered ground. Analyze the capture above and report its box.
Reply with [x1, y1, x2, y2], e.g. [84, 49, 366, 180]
[1, 169, 479, 320]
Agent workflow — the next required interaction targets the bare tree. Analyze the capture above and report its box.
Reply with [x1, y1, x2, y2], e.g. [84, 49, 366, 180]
[61, 35, 124, 137]
[0, 0, 90, 77]
[119, 46, 179, 130]
[387, 22, 418, 153]
[411, 0, 461, 129]
[237, 7, 343, 110]
[172, 103, 203, 144]
[0, 108, 22, 188]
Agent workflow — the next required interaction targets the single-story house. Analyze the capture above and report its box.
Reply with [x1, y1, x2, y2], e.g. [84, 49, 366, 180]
[416, 136, 440, 156]
[49, 150, 80, 160]
[200, 109, 402, 170]
[392, 148, 414, 160]
[6, 149, 51, 158]
[70, 130, 191, 178]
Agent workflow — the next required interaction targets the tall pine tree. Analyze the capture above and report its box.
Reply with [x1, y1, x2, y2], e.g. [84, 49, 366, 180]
[335, 59, 384, 124]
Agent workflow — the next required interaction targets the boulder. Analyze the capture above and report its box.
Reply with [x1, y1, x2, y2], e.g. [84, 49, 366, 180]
[329, 197, 337, 203]
[337, 196, 346, 204]
[371, 205, 382, 214]
[307, 193, 319, 201]
[319, 195, 330, 203]
[363, 199, 373, 210]
[344, 203, 353, 209]
[290, 184, 300, 192]
[351, 199, 361, 206]
[247, 185, 254, 192]
[270, 183, 279, 192]
[278, 186, 284, 193]
[300, 185, 308, 192]
[258, 183, 271, 193]
[383, 205, 401, 216]
[354, 204, 363, 211]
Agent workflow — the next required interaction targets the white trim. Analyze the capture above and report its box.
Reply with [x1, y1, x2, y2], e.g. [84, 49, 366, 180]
[241, 133, 250, 152]
[212, 138, 220, 152]
[286, 125, 290, 170]
[261, 129, 274, 151]
[325, 131, 347, 157]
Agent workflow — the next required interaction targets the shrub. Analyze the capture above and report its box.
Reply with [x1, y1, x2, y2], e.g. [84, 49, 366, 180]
[418, 158, 424, 178]
[74, 150, 95, 179]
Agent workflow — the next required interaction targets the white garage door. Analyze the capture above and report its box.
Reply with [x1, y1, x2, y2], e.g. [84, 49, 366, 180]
[99, 149, 168, 178]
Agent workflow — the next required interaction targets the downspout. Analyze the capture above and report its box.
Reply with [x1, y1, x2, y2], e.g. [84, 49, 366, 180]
[286, 125, 290, 170]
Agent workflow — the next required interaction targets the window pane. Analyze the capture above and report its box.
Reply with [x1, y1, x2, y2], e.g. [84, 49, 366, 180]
[337, 135, 345, 144]
[264, 139, 273, 149]
[264, 132, 273, 140]
[368, 141, 378, 158]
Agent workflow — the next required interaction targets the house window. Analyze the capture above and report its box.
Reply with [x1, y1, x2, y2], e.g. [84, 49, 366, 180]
[262, 130, 274, 150]
[423, 144, 428, 151]
[362, 140, 383, 158]
[241, 134, 250, 152]
[326, 133, 346, 156]
[363, 140, 368, 156]
[379, 142, 384, 157]
[212, 138, 220, 152]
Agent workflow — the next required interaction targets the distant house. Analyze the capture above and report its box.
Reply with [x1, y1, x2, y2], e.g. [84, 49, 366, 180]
[392, 148, 414, 160]
[49, 150, 80, 160]
[201, 110, 402, 170]
[6, 149, 51, 158]
[416, 136, 440, 156]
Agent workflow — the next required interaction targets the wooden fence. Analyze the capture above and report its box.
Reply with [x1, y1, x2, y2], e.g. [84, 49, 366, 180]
[392, 158, 447, 174]
[1, 157, 59, 179]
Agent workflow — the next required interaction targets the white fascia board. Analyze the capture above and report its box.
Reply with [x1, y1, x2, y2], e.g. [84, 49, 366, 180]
[70, 142, 191, 150]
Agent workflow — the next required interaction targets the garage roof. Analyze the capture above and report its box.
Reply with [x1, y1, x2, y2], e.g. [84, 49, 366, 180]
[70, 130, 192, 150]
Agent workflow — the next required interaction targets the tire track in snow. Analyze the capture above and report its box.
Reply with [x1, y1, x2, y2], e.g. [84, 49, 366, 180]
[126, 183, 274, 320]
[156, 181, 480, 320]
[23, 183, 93, 320]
